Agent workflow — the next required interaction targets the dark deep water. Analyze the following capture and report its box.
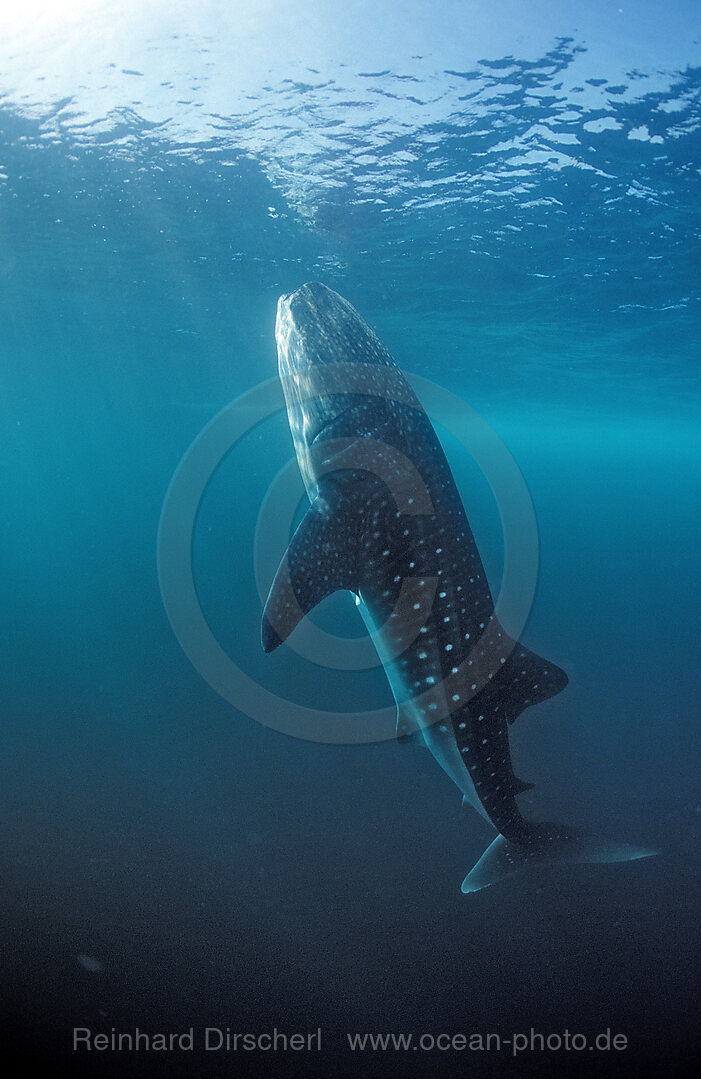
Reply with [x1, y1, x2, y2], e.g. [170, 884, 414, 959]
[1, 2, 700, 1076]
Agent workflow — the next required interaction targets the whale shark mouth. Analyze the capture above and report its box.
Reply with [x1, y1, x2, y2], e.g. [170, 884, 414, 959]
[309, 401, 377, 446]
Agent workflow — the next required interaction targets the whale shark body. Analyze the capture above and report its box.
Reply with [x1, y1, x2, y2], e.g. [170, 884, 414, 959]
[262, 281, 655, 892]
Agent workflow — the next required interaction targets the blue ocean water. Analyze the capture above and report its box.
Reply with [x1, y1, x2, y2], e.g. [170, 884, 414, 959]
[1, 2, 699, 1076]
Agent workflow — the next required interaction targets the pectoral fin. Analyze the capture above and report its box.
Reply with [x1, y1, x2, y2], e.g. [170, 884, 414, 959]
[261, 480, 360, 652]
[396, 706, 425, 745]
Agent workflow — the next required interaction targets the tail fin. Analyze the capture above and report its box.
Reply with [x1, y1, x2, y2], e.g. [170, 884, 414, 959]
[461, 822, 657, 894]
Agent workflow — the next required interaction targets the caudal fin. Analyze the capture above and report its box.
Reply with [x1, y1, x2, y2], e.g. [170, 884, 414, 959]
[461, 822, 657, 894]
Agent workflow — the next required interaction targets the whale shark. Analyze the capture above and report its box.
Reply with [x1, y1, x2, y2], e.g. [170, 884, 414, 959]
[262, 281, 656, 892]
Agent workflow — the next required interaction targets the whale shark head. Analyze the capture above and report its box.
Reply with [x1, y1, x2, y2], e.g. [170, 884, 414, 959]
[276, 281, 395, 377]
[276, 281, 395, 431]
[275, 282, 417, 496]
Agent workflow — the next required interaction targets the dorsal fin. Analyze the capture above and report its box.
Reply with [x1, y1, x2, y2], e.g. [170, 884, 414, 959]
[509, 776, 535, 796]
[261, 477, 361, 652]
[470, 642, 568, 725]
[500, 644, 568, 723]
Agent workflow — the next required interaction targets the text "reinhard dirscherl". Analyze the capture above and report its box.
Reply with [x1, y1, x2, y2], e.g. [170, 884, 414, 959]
[73, 1028, 322, 1052]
